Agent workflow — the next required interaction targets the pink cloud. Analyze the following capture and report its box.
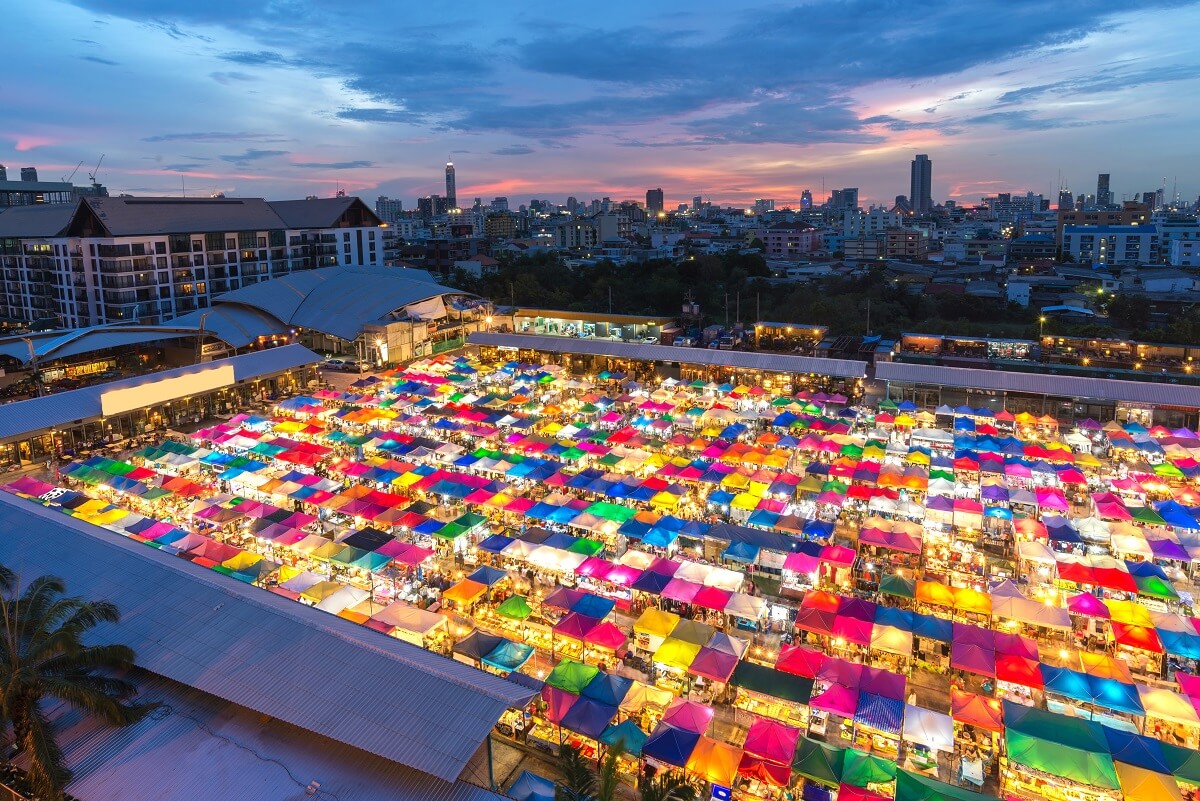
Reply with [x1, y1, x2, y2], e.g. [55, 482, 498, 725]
[13, 135, 56, 152]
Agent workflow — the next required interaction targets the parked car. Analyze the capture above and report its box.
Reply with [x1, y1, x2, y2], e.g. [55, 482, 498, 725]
[322, 358, 349, 370]
[641, 336, 659, 344]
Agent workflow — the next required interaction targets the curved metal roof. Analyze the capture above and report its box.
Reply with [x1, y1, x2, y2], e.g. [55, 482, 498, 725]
[213, 266, 464, 341]
[0, 325, 199, 364]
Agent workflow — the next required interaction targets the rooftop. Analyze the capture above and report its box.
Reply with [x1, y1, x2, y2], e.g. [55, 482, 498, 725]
[876, 360, 1200, 407]
[0, 203, 76, 237]
[0, 491, 536, 783]
[470, 331, 868, 378]
[0, 343, 319, 442]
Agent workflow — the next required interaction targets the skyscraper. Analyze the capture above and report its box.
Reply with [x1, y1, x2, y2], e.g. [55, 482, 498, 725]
[910, 154, 932, 215]
[1097, 173, 1112, 207]
[20, 167, 38, 182]
[800, 190, 812, 209]
[374, 196, 404, 223]
[646, 188, 664, 213]
[1057, 190, 1075, 211]
[445, 160, 457, 209]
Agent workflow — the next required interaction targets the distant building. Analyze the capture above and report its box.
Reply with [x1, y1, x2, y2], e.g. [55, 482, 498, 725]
[1061, 224, 1159, 265]
[1008, 234, 1057, 261]
[20, 167, 38, 182]
[645, 188, 664, 213]
[886, 227, 928, 260]
[1171, 240, 1200, 267]
[800, 190, 812, 209]
[1057, 190, 1075, 211]
[491, 197, 509, 212]
[910, 154, 932, 215]
[829, 188, 859, 211]
[753, 199, 775, 215]
[1055, 202, 1150, 246]
[764, 221, 821, 260]
[484, 212, 517, 240]
[1096, 173, 1113, 207]
[692, 196, 702, 211]
[374, 196, 403, 223]
[444, 161, 457, 209]
[843, 237, 885, 261]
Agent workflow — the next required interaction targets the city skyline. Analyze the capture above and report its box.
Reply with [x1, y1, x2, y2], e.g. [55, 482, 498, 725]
[5, 1, 1200, 208]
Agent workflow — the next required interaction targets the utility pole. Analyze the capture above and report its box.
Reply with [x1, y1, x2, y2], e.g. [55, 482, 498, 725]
[865, 298, 871, 336]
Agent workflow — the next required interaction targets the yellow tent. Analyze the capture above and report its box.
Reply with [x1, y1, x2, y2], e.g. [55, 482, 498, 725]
[730, 492, 761, 511]
[221, 551, 264, 572]
[916, 580, 956, 608]
[1115, 763, 1183, 801]
[619, 681, 674, 714]
[633, 607, 680, 638]
[653, 637, 702, 670]
[650, 492, 681, 508]
[1105, 599, 1154, 627]
[300, 580, 344, 604]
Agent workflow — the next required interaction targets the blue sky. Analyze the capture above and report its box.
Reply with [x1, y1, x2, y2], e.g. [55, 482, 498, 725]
[5, 0, 1200, 208]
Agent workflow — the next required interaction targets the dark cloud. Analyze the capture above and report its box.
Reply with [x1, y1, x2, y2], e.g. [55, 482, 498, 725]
[210, 71, 256, 84]
[491, 145, 534, 156]
[144, 19, 212, 41]
[291, 160, 374, 169]
[81, 54, 119, 65]
[160, 163, 205, 172]
[219, 50, 304, 67]
[997, 62, 1200, 104]
[335, 107, 424, 124]
[863, 115, 946, 132]
[142, 131, 287, 143]
[219, 148, 288, 164]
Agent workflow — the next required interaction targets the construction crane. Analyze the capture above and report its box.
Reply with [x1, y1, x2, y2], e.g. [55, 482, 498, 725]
[88, 154, 105, 185]
[61, 160, 83, 183]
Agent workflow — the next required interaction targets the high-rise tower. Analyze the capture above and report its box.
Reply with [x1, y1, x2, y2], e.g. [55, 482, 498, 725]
[910, 154, 932, 215]
[1096, 173, 1112, 207]
[445, 160, 457, 209]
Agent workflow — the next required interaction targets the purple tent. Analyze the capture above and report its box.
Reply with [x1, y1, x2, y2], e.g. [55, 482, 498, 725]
[688, 647, 739, 683]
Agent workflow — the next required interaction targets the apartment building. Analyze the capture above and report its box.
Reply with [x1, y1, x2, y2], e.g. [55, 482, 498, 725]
[0, 195, 382, 327]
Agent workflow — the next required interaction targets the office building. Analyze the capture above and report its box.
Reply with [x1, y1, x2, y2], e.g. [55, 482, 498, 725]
[1097, 173, 1113, 207]
[645, 188, 664, 213]
[754, 199, 775, 215]
[910, 154, 933, 215]
[763, 221, 822, 260]
[20, 167, 38, 182]
[374, 196, 404, 224]
[692, 196, 702, 211]
[829, 188, 859, 211]
[491, 197, 509, 212]
[1055, 202, 1150, 246]
[1061, 224, 1159, 265]
[800, 190, 813, 209]
[444, 161, 456, 209]
[0, 195, 383, 327]
[1058, 190, 1075, 211]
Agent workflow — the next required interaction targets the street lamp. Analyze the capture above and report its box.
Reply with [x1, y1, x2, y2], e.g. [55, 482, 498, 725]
[1039, 315, 1047, 339]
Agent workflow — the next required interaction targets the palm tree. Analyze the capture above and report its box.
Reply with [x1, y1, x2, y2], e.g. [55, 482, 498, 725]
[639, 771, 699, 801]
[556, 743, 597, 801]
[596, 746, 622, 801]
[0, 565, 157, 801]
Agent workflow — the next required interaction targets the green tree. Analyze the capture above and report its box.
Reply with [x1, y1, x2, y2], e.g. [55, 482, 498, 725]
[639, 770, 699, 801]
[596, 746, 622, 801]
[557, 743, 597, 801]
[0, 565, 157, 801]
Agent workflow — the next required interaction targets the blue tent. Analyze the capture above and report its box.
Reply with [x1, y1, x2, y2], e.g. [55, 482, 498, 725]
[583, 672, 633, 706]
[1101, 727, 1171, 773]
[561, 697, 619, 739]
[572, 593, 615, 620]
[482, 640, 535, 673]
[600, 719, 648, 756]
[476, 534, 514, 553]
[642, 723, 700, 767]
[723, 540, 761, 563]
[507, 770, 556, 801]
[468, 565, 509, 587]
[912, 613, 952, 643]
[642, 527, 679, 548]
[631, 571, 672, 594]
[876, 607, 914, 631]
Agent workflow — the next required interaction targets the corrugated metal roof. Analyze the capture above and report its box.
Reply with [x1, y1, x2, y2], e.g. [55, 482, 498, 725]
[173, 304, 292, 348]
[27, 671, 505, 801]
[0, 325, 197, 363]
[77, 196, 288, 237]
[876, 361, 1200, 406]
[214, 266, 463, 341]
[0, 343, 319, 441]
[0, 203, 76, 237]
[469, 332, 868, 378]
[0, 494, 536, 783]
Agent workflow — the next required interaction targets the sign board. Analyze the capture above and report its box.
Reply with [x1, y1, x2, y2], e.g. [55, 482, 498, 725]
[100, 365, 234, 417]
[710, 786, 731, 801]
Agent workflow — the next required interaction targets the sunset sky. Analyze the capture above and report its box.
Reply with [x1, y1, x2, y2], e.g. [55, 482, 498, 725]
[6, 0, 1200, 209]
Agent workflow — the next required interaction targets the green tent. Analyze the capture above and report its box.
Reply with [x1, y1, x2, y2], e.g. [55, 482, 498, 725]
[497, 595, 533, 620]
[929, 468, 954, 482]
[1129, 506, 1167, 525]
[566, 538, 604, 556]
[1163, 741, 1200, 786]
[560, 447, 586, 462]
[729, 662, 814, 704]
[585, 502, 636, 523]
[1003, 703, 1120, 790]
[598, 454, 622, 468]
[434, 522, 468, 539]
[895, 770, 999, 801]
[879, 398, 899, 410]
[841, 747, 897, 787]
[792, 736, 844, 787]
[452, 512, 487, 530]
[545, 659, 599, 694]
[880, 574, 916, 598]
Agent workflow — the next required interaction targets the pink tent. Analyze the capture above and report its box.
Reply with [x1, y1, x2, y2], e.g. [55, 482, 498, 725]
[820, 545, 856, 566]
[818, 657, 865, 688]
[662, 698, 714, 733]
[809, 683, 859, 716]
[541, 686, 578, 724]
[553, 612, 600, 641]
[661, 578, 702, 603]
[692, 586, 734, 611]
[575, 556, 613, 580]
[783, 552, 820, 574]
[742, 718, 801, 765]
[831, 615, 874, 646]
[1067, 592, 1110, 618]
[776, 644, 826, 678]
[605, 564, 643, 585]
[584, 621, 628, 651]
